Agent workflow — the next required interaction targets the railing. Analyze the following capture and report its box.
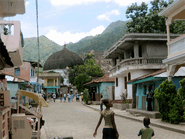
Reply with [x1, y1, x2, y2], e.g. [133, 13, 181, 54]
[110, 57, 165, 73]
[39, 72, 61, 77]
[0, 21, 23, 67]
[168, 34, 185, 56]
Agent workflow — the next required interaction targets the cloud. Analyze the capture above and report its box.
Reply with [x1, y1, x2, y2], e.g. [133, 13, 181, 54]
[48, 0, 151, 7]
[46, 25, 105, 45]
[97, 10, 120, 21]
[25, 1, 29, 7]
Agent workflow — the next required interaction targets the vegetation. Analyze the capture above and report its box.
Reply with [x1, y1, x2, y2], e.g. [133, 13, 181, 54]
[126, 0, 185, 34]
[154, 80, 185, 124]
[69, 54, 104, 92]
[23, 20, 127, 62]
[82, 88, 91, 104]
[60, 76, 64, 84]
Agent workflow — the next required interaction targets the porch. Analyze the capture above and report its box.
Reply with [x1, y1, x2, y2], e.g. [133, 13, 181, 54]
[126, 109, 160, 119]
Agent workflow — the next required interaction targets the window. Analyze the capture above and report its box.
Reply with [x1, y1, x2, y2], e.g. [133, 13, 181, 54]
[124, 77, 127, 89]
[143, 85, 147, 95]
[128, 73, 131, 81]
[116, 78, 118, 87]
[14, 68, 20, 76]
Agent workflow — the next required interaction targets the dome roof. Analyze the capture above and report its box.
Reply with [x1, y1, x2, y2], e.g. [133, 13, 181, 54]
[43, 46, 84, 71]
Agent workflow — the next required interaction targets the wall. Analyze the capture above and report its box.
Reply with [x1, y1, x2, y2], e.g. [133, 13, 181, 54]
[146, 42, 167, 57]
[100, 82, 115, 99]
[1, 62, 31, 82]
[115, 76, 125, 100]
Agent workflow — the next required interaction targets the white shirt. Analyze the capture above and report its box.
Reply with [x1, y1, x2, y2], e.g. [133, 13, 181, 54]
[52, 94, 56, 98]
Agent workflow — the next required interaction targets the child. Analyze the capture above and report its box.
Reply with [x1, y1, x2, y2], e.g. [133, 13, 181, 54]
[93, 99, 119, 139]
[138, 117, 154, 139]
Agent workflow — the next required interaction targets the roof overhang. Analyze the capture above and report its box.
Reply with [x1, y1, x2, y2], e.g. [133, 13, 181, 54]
[23, 60, 43, 68]
[104, 33, 180, 59]
[0, 0, 25, 17]
[159, 0, 185, 17]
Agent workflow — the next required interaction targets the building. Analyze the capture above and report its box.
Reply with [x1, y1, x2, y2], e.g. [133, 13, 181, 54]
[39, 72, 61, 94]
[104, 33, 179, 108]
[159, 0, 185, 81]
[43, 44, 84, 86]
[84, 74, 115, 102]
[0, 1, 26, 139]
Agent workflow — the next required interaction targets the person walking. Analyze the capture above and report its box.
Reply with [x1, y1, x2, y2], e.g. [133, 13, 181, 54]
[60, 93, 63, 102]
[76, 93, 79, 102]
[138, 117, 154, 139]
[67, 93, 71, 102]
[52, 93, 56, 102]
[93, 99, 119, 139]
[64, 93, 66, 102]
[100, 95, 103, 111]
[71, 93, 74, 102]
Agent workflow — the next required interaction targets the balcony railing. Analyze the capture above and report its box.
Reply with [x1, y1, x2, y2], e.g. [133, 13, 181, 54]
[168, 34, 185, 56]
[39, 72, 61, 78]
[110, 57, 165, 73]
[0, 21, 23, 67]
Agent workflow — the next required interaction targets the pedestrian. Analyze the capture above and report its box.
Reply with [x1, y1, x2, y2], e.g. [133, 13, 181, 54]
[100, 95, 103, 111]
[138, 117, 154, 139]
[68, 93, 71, 102]
[52, 93, 56, 102]
[71, 93, 74, 102]
[60, 93, 63, 102]
[64, 93, 66, 102]
[93, 99, 119, 139]
[76, 93, 79, 102]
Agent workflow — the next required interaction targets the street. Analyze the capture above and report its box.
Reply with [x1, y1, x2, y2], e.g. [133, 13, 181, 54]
[42, 99, 185, 139]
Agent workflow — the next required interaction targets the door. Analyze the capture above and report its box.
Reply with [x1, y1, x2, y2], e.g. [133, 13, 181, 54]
[138, 84, 142, 109]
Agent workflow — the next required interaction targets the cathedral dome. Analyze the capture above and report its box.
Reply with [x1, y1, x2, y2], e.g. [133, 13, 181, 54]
[43, 46, 84, 71]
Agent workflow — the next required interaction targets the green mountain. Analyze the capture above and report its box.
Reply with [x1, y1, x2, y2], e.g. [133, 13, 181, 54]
[23, 35, 62, 63]
[23, 20, 128, 63]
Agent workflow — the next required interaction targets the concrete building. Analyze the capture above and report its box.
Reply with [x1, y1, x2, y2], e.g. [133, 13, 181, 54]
[159, 0, 185, 81]
[104, 33, 179, 108]
[39, 72, 61, 94]
[128, 67, 185, 112]
[84, 74, 115, 102]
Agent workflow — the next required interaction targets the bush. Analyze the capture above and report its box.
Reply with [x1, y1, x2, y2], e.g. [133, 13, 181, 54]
[83, 88, 91, 104]
[168, 95, 184, 124]
[178, 78, 185, 106]
[154, 80, 177, 122]
[154, 79, 185, 124]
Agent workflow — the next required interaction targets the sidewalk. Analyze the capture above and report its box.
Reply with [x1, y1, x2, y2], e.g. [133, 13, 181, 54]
[81, 102, 185, 135]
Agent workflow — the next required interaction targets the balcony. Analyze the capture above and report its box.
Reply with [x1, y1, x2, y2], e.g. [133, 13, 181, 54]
[110, 57, 165, 75]
[0, 21, 23, 67]
[39, 72, 61, 78]
[162, 34, 185, 65]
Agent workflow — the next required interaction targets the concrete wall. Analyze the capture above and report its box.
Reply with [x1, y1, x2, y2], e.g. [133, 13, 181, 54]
[146, 42, 167, 57]
[1, 62, 31, 82]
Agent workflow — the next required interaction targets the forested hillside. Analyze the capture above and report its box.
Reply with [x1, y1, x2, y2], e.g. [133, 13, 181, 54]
[23, 35, 62, 63]
[23, 20, 127, 63]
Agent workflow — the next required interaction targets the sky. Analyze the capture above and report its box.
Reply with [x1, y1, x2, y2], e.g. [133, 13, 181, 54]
[6, 0, 153, 46]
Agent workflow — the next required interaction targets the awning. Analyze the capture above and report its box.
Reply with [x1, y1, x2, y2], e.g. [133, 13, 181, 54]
[17, 90, 49, 107]
[44, 86, 60, 89]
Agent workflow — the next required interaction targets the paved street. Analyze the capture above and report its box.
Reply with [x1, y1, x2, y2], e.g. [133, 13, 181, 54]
[42, 99, 185, 139]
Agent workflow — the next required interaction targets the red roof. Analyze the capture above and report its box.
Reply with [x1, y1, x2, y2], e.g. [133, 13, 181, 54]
[84, 74, 115, 85]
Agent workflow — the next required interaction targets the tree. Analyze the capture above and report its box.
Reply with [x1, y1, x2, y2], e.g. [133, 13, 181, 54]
[84, 53, 94, 64]
[126, 0, 185, 34]
[74, 73, 91, 92]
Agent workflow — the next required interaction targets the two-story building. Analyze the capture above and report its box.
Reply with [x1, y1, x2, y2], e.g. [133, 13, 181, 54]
[104, 33, 179, 108]
[159, 0, 185, 80]
[39, 72, 61, 95]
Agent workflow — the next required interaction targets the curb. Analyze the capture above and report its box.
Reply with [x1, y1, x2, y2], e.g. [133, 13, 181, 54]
[81, 102, 185, 135]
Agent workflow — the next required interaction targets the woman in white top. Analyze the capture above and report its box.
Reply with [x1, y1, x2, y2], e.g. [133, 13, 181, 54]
[93, 99, 119, 139]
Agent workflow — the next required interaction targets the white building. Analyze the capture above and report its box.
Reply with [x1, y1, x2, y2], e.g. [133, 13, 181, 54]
[104, 33, 179, 108]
